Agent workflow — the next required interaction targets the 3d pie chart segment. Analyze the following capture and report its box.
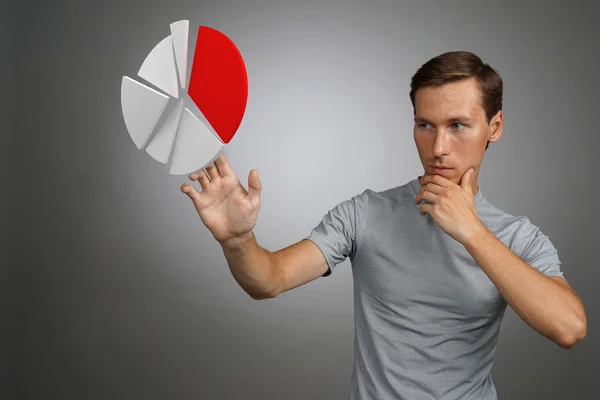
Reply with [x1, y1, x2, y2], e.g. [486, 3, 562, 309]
[137, 35, 179, 98]
[169, 20, 189, 89]
[169, 107, 224, 175]
[146, 99, 185, 164]
[187, 26, 248, 145]
[121, 76, 170, 149]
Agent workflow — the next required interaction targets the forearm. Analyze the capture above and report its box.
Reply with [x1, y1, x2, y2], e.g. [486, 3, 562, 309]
[219, 231, 280, 299]
[463, 227, 586, 348]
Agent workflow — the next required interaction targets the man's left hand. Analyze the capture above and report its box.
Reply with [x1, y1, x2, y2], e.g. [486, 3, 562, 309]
[414, 168, 486, 244]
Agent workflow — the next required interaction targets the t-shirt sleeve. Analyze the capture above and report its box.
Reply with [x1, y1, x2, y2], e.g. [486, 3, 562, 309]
[519, 218, 566, 281]
[304, 190, 368, 277]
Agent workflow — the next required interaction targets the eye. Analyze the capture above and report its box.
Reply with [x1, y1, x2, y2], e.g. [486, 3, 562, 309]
[450, 123, 465, 130]
[418, 123, 432, 129]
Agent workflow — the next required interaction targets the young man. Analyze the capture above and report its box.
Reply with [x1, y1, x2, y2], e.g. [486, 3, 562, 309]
[181, 51, 587, 399]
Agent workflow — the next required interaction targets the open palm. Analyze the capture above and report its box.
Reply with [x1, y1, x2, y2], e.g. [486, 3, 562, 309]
[181, 152, 262, 243]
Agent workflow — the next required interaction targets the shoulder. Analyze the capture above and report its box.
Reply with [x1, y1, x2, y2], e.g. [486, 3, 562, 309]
[495, 210, 556, 261]
[356, 181, 416, 210]
[477, 198, 532, 234]
[476, 199, 550, 253]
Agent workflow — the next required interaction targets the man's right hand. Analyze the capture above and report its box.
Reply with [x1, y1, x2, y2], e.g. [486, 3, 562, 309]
[181, 152, 330, 299]
[180, 152, 262, 245]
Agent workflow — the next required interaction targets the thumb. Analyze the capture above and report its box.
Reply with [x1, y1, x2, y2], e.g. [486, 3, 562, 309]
[461, 168, 474, 193]
[247, 169, 262, 205]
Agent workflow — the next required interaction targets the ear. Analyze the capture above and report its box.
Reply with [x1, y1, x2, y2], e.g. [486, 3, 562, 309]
[488, 110, 503, 143]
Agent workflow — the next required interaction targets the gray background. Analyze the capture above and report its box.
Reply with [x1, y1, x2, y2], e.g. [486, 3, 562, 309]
[6, 0, 599, 399]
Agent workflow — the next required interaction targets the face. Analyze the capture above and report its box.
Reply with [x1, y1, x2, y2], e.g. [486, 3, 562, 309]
[413, 77, 503, 192]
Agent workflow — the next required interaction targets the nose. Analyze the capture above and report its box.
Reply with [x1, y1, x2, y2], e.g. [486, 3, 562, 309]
[432, 130, 451, 158]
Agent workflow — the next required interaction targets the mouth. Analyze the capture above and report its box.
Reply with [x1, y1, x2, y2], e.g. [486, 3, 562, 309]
[429, 165, 453, 173]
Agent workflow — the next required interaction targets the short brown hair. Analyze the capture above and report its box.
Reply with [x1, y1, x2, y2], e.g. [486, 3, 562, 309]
[409, 51, 503, 151]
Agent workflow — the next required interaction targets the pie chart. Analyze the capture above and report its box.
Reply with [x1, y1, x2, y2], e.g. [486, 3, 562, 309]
[121, 20, 248, 175]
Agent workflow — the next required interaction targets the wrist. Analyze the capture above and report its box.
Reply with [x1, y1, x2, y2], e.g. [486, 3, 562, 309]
[463, 223, 492, 249]
[220, 231, 254, 250]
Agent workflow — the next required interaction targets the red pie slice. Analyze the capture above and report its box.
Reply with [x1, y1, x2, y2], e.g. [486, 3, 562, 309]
[187, 26, 248, 144]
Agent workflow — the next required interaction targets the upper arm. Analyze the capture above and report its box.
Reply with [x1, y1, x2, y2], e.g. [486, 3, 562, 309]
[549, 275, 574, 292]
[270, 190, 369, 297]
[272, 239, 329, 296]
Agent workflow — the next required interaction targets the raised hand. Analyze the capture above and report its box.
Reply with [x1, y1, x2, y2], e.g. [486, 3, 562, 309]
[414, 168, 485, 244]
[181, 152, 262, 244]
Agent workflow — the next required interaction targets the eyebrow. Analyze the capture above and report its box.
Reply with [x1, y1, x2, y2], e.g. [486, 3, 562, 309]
[414, 116, 475, 123]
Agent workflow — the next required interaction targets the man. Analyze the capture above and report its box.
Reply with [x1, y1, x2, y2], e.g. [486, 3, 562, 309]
[180, 51, 587, 399]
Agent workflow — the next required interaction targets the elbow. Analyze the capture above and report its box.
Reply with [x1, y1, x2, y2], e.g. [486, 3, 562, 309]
[251, 262, 283, 300]
[249, 292, 275, 300]
[248, 287, 280, 300]
[558, 334, 584, 349]
[558, 315, 587, 349]
[249, 292, 268, 300]
[248, 260, 283, 300]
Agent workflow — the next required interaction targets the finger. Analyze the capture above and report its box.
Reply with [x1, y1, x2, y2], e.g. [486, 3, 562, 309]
[189, 170, 210, 190]
[206, 163, 221, 181]
[214, 152, 235, 177]
[420, 203, 432, 216]
[181, 183, 209, 212]
[422, 174, 450, 188]
[181, 182, 201, 200]
[421, 182, 445, 195]
[416, 190, 438, 204]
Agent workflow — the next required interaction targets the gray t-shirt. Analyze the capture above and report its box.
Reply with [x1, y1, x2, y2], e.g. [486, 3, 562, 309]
[305, 177, 565, 400]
